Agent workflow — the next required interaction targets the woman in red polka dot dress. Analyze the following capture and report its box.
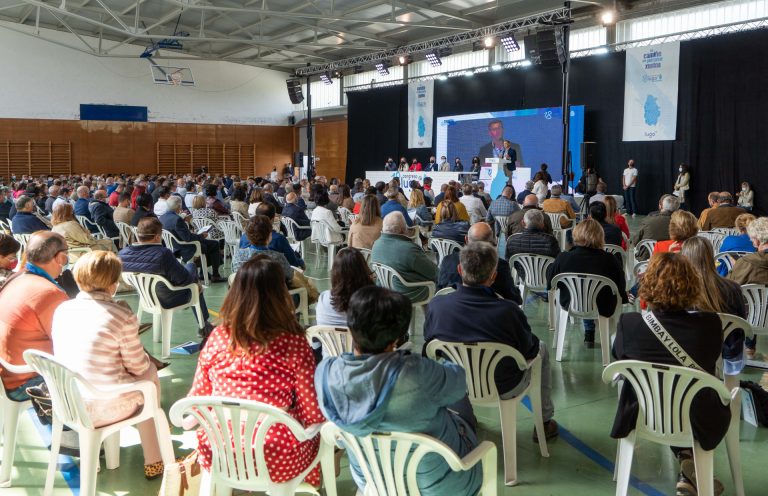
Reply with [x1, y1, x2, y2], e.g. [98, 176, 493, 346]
[188, 254, 326, 487]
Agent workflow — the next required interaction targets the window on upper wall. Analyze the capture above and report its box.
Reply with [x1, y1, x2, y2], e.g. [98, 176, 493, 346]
[616, 0, 768, 43]
[569, 26, 607, 52]
[292, 80, 341, 111]
[408, 50, 489, 77]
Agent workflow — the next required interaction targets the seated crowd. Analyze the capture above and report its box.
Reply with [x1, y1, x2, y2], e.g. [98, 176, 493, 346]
[0, 169, 764, 495]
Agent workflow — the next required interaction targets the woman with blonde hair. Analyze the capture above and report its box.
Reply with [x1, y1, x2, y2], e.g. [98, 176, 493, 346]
[653, 210, 698, 254]
[431, 200, 469, 244]
[348, 194, 383, 250]
[719, 212, 756, 253]
[51, 251, 171, 479]
[547, 219, 628, 345]
[188, 255, 325, 487]
[407, 188, 433, 225]
[191, 194, 224, 239]
[51, 203, 115, 263]
[433, 185, 469, 224]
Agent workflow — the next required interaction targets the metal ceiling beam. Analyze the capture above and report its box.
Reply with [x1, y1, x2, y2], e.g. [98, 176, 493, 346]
[295, 5, 572, 76]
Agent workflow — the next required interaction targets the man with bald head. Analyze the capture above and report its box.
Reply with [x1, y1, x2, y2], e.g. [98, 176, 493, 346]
[0, 232, 70, 401]
[506, 194, 553, 236]
[74, 184, 99, 233]
[281, 192, 311, 241]
[437, 222, 521, 304]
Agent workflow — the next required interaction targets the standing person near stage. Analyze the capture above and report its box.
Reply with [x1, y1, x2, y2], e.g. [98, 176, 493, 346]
[674, 164, 691, 210]
[622, 159, 638, 217]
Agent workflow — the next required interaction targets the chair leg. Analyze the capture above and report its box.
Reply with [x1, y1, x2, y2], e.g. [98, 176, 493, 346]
[725, 401, 745, 496]
[152, 313, 161, 343]
[692, 444, 715, 496]
[598, 316, 611, 366]
[103, 432, 121, 470]
[319, 441, 338, 496]
[0, 401, 22, 487]
[528, 360, 549, 458]
[160, 310, 175, 359]
[498, 399, 518, 486]
[200, 254, 210, 286]
[520, 287, 528, 309]
[548, 290, 556, 331]
[153, 410, 177, 465]
[200, 469, 213, 496]
[555, 308, 569, 362]
[77, 431, 103, 496]
[44, 421, 64, 496]
[614, 433, 636, 496]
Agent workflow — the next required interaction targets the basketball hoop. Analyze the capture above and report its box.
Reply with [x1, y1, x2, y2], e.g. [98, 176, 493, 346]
[168, 71, 183, 86]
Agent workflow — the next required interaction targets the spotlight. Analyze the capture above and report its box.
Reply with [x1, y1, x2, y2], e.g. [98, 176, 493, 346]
[398, 54, 412, 65]
[375, 62, 390, 76]
[601, 10, 616, 25]
[484, 36, 494, 48]
[500, 34, 520, 53]
[426, 51, 442, 67]
[332, 70, 342, 78]
[319, 71, 333, 84]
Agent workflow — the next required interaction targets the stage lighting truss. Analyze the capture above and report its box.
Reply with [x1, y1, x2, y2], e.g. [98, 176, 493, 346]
[500, 34, 520, 53]
[319, 71, 333, 84]
[425, 51, 442, 67]
[375, 62, 391, 75]
[398, 54, 413, 65]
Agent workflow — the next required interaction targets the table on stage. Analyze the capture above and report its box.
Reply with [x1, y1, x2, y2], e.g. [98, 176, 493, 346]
[366, 171, 476, 194]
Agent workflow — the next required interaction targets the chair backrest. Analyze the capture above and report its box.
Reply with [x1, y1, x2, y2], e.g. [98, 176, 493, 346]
[76, 215, 105, 237]
[281, 216, 301, 243]
[714, 251, 750, 275]
[428, 238, 462, 266]
[169, 397, 317, 490]
[306, 326, 354, 357]
[602, 360, 732, 445]
[320, 422, 482, 496]
[507, 253, 554, 291]
[231, 210, 248, 226]
[551, 272, 619, 318]
[122, 272, 173, 314]
[23, 350, 97, 430]
[434, 287, 456, 297]
[697, 231, 726, 252]
[191, 217, 214, 233]
[116, 221, 134, 247]
[633, 239, 657, 259]
[425, 340, 528, 405]
[0, 219, 12, 234]
[12, 233, 31, 251]
[357, 247, 372, 263]
[495, 216, 509, 237]
[0, 356, 33, 402]
[545, 212, 567, 230]
[712, 227, 739, 236]
[633, 260, 649, 279]
[742, 284, 768, 333]
[311, 220, 335, 245]
[371, 262, 402, 290]
[218, 220, 242, 244]
[338, 207, 353, 225]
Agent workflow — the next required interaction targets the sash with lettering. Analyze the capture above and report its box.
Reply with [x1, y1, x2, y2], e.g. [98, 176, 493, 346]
[641, 310, 705, 371]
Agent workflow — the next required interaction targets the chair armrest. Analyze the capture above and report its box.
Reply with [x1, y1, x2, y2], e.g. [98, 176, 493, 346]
[1, 362, 34, 375]
[457, 441, 497, 471]
[303, 423, 323, 439]
[83, 379, 159, 410]
[161, 281, 199, 294]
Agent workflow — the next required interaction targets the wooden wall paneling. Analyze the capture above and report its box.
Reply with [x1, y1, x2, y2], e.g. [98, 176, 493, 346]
[270, 127, 293, 174]
[9, 142, 29, 176]
[50, 143, 71, 176]
[222, 144, 239, 176]
[8, 119, 39, 141]
[155, 123, 176, 144]
[241, 144, 255, 177]
[216, 125, 236, 145]
[83, 121, 114, 175]
[209, 144, 224, 176]
[29, 141, 50, 176]
[0, 143, 8, 179]
[132, 122, 155, 174]
[175, 144, 192, 175]
[157, 143, 175, 175]
[196, 124, 216, 145]
[110, 122, 134, 173]
[314, 119, 347, 182]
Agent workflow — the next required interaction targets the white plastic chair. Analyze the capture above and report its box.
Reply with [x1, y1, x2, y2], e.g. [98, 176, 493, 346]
[218, 219, 243, 267]
[11, 233, 31, 260]
[0, 219, 11, 234]
[76, 216, 106, 240]
[633, 239, 656, 261]
[23, 350, 175, 496]
[742, 284, 768, 335]
[161, 229, 210, 285]
[0, 357, 34, 488]
[310, 220, 345, 269]
[169, 397, 327, 496]
[507, 253, 554, 309]
[545, 212, 572, 250]
[712, 227, 739, 236]
[320, 422, 497, 496]
[428, 237, 462, 267]
[604, 244, 630, 284]
[122, 272, 205, 358]
[435, 286, 456, 296]
[191, 217, 224, 242]
[714, 251, 750, 276]
[305, 326, 353, 357]
[115, 221, 134, 248]
[371, 262, 435, 337]
[357, 247, 372, 264]
[231, 210, 249, 228]
[602, 360, 743, 496]
[281, 216, 310, 257]
[717, 313, 753, 389]
[495, 216, 509, 238]
[551, 273, 621, 365]
[697, 231, 726, 253]
[426, 340, 549, 486]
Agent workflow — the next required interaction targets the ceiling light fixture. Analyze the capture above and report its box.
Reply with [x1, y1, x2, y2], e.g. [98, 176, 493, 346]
[484, 36, 495, 48]
[500, 34, 520, 53]
[375, 62, 390, 76]
[320, 71, 333, 84]
[601, 10, 616, 25]
[426, 51, 442, 67]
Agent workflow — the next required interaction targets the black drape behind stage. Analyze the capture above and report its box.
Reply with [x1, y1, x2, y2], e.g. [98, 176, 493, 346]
[346, 28, 768, 214]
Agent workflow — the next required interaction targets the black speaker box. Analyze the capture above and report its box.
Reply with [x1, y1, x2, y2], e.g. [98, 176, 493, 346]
[293, 151, 304, 169]
[581, 142, 597, 170]
[286, 79, 304, 104]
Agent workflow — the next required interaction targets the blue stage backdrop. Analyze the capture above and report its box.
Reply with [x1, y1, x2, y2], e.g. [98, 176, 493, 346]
[435, 105, 584, 187]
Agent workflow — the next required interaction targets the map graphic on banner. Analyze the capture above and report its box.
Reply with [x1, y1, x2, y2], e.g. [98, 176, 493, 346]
[408, 80, 434, 148]
[623, 42, 680, 141]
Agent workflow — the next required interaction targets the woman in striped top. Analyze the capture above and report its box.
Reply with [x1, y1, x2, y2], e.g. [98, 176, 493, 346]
[51, 251, 170, 479]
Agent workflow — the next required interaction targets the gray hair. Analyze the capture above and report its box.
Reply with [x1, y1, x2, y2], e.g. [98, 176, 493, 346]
[662, 195, 681, 212]
[525, 180, 534, 190]
[467, 222, 496, 246]
[385, 187, 399, 200]
[523, 209, 545, 229]
[166, 195, 182, 212]
[747, 217, 768, 245]
[551, 184, 562, 197]
[382, 211, 408, 235]
[27, 232, 68, 264]
[459, 242, 498, 285]
[15, 196, 35, 211]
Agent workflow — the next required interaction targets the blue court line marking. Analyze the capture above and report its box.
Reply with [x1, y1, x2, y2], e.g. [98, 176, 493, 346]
[28, 409, 81, 495]
[521, 397, 665, 496]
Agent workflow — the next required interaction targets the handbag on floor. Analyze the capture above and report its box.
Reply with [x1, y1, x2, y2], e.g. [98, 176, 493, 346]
[158, 451, 201, 496]
[26, 382, 53, 426]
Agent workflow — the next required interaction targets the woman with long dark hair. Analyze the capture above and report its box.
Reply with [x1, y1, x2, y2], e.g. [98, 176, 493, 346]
[315, 248, 375, 327]
[188, 255, 325, 487]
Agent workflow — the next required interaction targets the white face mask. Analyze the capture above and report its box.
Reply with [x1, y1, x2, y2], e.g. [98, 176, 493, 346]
[742, 187, 748, 192]
[679, 167, 683, 172]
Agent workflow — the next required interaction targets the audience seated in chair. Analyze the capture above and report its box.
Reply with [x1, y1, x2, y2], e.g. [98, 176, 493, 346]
[51, 203, 115, 264]
[425, 241, 558, 442]
[542, 185, 576, 229]
[434, 185, 469, 225]
[459, 183, 487, 224]
[89, 190, 120, 240]
[238, 202, 304, 269]
[0, 234, 20, 289]
[310, 189, 346, 243]
[371, 212, 437, 303]
[486, 185, 520, 235]
[506, 195, 553, 237]
[282, 192, 312, 241]
[700, 192, 745, 231]
[437, 222, 521, 304]
[612, 252, 731, 495]
[119, 217, 214, 340]
[52, 251, 171, 480]
[631, 194, 680, 250]
[348, 194, 383, 250]
[130, 192, 156, 227]
[315, 248, 374, 327]
[696, 192, 722, 228]
[315, 286, 483, 496]
[188, 255, 325, 488]
[380, 185, 414, 228]
[74, 185, 98, 233]
[11, 196, 50, 234]
[653, 210, 698, 254]
[233, 215, 293, 285]
[719, 213, 756, 254]
[505, 209, 561, 281]
[589, 202, 623, 247]
[113, 192, 136, 225]
[0, 232, 69, 401]
[431, 201, 470, 244]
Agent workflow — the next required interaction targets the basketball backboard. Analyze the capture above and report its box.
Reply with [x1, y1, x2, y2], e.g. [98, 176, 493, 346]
[150, 65, 195, 86]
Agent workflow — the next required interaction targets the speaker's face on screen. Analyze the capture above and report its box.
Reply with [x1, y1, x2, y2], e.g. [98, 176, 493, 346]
[488, 122, 504, 141]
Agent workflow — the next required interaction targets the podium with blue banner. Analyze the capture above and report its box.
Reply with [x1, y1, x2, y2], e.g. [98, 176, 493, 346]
[480, 158, 531, 199]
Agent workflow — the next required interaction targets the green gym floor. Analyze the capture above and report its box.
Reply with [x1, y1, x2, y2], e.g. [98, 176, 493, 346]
[4, 216, 767, 495]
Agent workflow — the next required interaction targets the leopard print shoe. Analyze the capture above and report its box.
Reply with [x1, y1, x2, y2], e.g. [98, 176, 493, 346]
[144, 461, 164, 480]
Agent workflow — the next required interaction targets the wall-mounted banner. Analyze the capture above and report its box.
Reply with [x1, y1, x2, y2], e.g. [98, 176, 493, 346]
[408, 80, 434, 148]
[622, 41, 680, 141]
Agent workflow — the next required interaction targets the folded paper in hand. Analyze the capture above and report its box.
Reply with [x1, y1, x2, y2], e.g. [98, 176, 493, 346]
[196, 225, 213, 235]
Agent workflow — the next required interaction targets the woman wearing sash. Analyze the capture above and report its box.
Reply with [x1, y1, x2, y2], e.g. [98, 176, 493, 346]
[611, 252, 730, 496]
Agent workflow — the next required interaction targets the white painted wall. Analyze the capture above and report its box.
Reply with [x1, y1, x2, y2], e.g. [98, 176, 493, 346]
[0, 21, 294, 125]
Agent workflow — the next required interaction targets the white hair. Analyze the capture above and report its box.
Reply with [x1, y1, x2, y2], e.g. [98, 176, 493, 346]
[382, 211, 408, 235]
[747, 217, 768, 245]
[662, 195, 680, 212]
[166, 195, 182, 212]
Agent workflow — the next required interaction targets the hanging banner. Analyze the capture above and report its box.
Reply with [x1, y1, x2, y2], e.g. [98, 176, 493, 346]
[408, 80, 434, 148]
[622, 42, 680, 141]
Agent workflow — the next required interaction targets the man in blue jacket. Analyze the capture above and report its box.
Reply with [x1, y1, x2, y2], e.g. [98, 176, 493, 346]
[379, 187, 413, 227]
[279, 193, 311, 242]
[74, 185, 98, 233]
[119, 217, 214, 339]
[89, 190, 119, 239]
[11, 196, 50, 234]
[159, 196, 224, 283]
[315, 286, 481, 496]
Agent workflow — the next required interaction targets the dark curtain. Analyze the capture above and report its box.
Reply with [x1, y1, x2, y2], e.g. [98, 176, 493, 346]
[346, 28, 768, 214]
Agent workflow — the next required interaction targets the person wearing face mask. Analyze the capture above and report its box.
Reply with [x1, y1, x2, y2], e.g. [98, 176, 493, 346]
[439, 156, 451, 171]
[470, 156, 482, 176]
[384, 157, 397, 172]
[453, 157, 464, 172]
[427, 155, 438, 172]
[736, 181, 753, 211]
[398, 157, 408, 172]
[0, 234, 20, 288]
[673, 163, 690, 210]
[0, 232, 70, 402]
